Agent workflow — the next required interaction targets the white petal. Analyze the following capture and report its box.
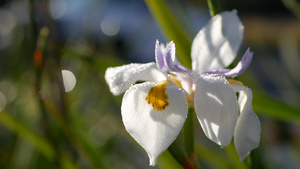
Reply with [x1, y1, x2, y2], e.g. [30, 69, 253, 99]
[194, 76, 238, 148]
[121, 82, 188, 166]
[232, 85, 261, 161]
[105, 62, 167, 95]
[191, 10, 244, 73]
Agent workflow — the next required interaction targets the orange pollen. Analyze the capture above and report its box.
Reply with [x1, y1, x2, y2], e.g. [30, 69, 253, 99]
[145, 81, 169, 111]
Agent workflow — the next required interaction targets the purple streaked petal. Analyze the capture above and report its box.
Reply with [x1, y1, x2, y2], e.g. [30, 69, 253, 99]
[201, 69, 231, 77]
[224, 48, 253, 77]
[155, 40, 191, 74]
[201, 48, 253, 77]
[155, 40, 169, 72]
[172, 61, 193, 74]
[165, 41, 177, 71]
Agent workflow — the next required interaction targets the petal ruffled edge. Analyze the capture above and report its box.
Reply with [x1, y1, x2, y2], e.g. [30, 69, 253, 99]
[231, 85, 261, 161]
[105, 62, 167, 96]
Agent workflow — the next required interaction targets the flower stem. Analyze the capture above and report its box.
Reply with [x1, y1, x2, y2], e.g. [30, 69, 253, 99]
[183, 108, 194, 156]
[207, 0, 222, 16]
[245, 155, 252, 169]
[168, 139, 186, 166]
[183, 108, 202, 169]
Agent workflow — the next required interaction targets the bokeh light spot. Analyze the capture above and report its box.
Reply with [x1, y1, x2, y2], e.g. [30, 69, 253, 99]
[49, 0, 67, 19]
[0, 91, 6, 112]
[0, 81, 17, 103]
[0, 9, 16, 50]
[62, 70, 76, 92]
[100, 16, 121, 36]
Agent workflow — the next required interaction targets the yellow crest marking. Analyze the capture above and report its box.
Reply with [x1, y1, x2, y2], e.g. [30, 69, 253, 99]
[227, 79, 244, 86]
[145, 81, 169, 111]
[169, 74, 182, 88]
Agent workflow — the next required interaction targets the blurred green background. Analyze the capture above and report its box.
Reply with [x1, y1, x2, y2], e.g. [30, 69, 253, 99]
[0, 0, 300, 168]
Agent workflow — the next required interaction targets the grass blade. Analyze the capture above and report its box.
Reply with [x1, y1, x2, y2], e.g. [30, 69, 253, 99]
[0, 111, 55, 161]
[145, 0, 192, 68]
[253, 92, 300, 123]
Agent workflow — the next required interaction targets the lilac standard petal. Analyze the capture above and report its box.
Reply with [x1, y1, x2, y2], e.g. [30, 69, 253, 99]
[223, 48, 253, 77]
[155, 40, 191, 74]
[200, 69, 231, 77]
[173, 61, 192, 73]
[155, 40, 169, 72]
[164, 41, 178, 71]
[201, 48, 253, 78]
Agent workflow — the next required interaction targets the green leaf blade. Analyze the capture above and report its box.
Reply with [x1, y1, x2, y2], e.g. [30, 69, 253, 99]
[145, 0, 192, 69]
[253, 92, 300, 123]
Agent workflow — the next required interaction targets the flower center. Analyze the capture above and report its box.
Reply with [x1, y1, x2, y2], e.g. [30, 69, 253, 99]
[145, 81, 169, 111]
[169, 74, 194, 105]
[169, 74, 183, 88]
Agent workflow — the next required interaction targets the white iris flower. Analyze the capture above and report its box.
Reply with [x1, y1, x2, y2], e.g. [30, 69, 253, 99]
[105, 10, 260, 166]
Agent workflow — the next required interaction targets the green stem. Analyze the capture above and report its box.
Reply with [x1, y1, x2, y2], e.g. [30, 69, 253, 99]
[224, 142, 247, 169]
[183, 108, 202, 169]
[207, 0, 222, 16]
[168, 139, 186, 165]
[183, 108, 194, 156]
[245, 155, 252, 169]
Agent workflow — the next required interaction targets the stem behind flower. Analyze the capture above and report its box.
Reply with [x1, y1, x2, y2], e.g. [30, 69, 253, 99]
[207, 0, 222, 16]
